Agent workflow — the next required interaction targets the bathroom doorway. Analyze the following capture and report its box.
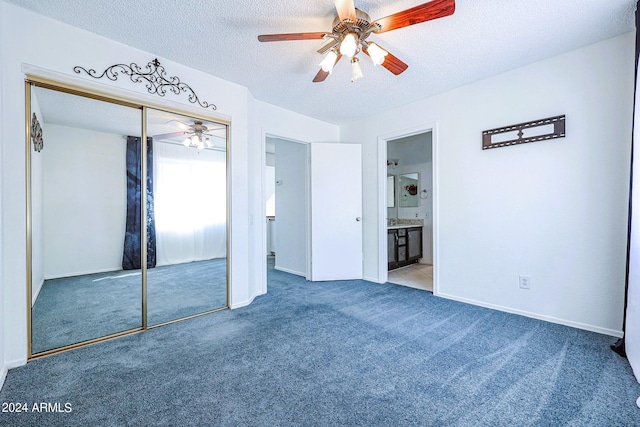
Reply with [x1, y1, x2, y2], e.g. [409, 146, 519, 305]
[379, 126, 436, 292]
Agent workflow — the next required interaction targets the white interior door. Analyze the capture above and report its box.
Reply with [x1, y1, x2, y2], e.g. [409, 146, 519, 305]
[310, 143, 363, 281]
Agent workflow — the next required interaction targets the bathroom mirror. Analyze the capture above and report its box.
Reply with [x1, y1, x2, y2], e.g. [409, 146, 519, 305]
[387, 175, 396, 208]
[399, 172, 419, 207]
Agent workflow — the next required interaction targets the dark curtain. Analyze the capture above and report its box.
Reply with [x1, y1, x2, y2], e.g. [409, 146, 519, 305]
[122, 136, 156, 270]
[611, 1, 640, 358]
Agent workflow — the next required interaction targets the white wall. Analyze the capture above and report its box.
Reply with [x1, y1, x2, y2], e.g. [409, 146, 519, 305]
[342, 32, 635, 336]
[624, 58, 640, 379]
[0, 1, 5, 390]
[274, 139, 308, 276]
[265, 165, 275, 217]
[0, 1, 340, 382]
[42, 124, 126, 278]
[30, 89, 45, 303]
[265, 153, 275, 217]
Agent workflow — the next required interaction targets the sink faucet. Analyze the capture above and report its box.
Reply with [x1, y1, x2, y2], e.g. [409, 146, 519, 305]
[389, 218, 397, 226]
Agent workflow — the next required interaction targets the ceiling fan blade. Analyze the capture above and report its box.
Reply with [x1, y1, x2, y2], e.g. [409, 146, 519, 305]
[317, 39, 340, 55]
[313, 54, 343, 83]
[153, 131, 187, 140]
[371, 0, 455, 34]
[380, 52, 409, 75]
[363, 46, 408, 75]
[167, 120, 190, 130]
[258, 32, 327, 42]
[313, 69, 331, 83]
[334, 0, 357, 24]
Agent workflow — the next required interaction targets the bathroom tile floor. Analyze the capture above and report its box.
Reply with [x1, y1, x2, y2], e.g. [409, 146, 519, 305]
[387, 263, 433, 292]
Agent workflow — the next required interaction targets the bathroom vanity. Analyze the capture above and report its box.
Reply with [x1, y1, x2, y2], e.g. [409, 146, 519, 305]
[388, 225, 423, 270]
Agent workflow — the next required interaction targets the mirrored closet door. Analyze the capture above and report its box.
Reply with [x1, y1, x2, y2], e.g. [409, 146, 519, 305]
[27, 82, 229, 357]
[29, 85, 144, 354]
[146, 109, 228, 326]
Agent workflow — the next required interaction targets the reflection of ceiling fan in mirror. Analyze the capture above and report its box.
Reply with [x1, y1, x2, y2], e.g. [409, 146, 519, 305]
[153, 120, 226, 150]
[257, 0, 455, 83]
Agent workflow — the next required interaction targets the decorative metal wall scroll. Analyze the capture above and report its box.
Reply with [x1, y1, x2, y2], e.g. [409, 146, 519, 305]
[74, 58, 217, 110]
[31, 112, 43, 152]
[482, 115, 565, 150]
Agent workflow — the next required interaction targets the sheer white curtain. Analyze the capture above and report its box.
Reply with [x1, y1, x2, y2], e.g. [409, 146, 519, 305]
[153, 142, 226, 266]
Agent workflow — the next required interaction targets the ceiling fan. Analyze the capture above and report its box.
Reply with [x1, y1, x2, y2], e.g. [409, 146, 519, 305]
[153, 120, 226, 150]
[257, 0, 455, 83]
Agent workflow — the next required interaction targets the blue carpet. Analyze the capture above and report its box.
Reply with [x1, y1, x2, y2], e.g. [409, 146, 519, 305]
[3, 258, 640, 426]
[32, 259, 227, 353]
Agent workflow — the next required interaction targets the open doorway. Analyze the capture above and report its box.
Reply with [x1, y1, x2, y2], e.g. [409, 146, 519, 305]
[378, 125, 437, 293]
[263, 135, 364, 289]
[265, 136, 309, 279]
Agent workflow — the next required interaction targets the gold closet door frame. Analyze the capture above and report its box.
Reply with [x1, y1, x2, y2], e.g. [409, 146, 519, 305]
[25, 78, 231, 360]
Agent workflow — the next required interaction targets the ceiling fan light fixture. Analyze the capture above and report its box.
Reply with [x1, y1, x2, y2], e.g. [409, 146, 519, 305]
[339, 33, 358, 57]
[367, 43, 388, 66]
[183, 136, 191, 147]
[205, 137, 212, 148]
[258, 0, 456, 83]
[320, 50, 339, 73]
[350, 57, 363, 83]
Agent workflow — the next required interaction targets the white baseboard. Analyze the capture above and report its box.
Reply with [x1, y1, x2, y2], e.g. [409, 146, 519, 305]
[274, 266, 305, 277]
[437, 292, 623, 338]
[45, 267, 123, 281]
[6, 357, 27, 370]
[0, 357, 27, 392]
[32, 277, 45, 306]
[230, 290, 266, 310]
[0, 365, 6, 392]
[364, 275, 384, 284]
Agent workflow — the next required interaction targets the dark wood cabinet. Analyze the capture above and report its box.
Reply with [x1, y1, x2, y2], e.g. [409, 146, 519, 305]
[388, 226, 422, 270]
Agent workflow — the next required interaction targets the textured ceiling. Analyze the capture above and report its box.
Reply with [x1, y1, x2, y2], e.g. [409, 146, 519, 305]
[9, 0, 636, 125]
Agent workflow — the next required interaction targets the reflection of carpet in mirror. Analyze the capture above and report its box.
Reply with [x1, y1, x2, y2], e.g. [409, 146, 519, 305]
[31, 258, 227, 354]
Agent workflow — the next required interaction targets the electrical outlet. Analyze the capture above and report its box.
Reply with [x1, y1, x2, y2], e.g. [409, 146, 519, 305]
[519, 275, 531, 290]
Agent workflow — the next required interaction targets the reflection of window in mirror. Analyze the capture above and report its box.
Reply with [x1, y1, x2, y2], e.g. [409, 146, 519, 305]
[399, 172, 419, 207]
[387, 175, 396, 208]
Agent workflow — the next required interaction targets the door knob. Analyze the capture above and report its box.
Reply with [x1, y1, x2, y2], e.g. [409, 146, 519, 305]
[356, 217, 361, 221]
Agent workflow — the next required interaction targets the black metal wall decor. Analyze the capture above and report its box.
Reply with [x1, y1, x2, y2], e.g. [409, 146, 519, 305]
[31, 112, 43, 152]
[482, 115, 565, 150]
[73, 58, 217, 110]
